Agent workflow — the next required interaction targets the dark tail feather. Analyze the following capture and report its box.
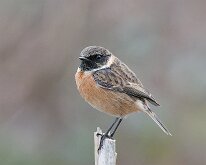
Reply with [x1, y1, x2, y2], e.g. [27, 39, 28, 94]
[144, 108, 172, 136]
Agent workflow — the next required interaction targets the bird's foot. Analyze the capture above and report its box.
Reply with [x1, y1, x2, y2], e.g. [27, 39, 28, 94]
[96, 133, 113, 153]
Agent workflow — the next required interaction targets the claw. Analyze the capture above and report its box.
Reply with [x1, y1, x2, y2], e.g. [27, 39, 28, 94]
[98, 134, 106, 152]
[97, 134, 113, 153]
[96, 133, 103, 137]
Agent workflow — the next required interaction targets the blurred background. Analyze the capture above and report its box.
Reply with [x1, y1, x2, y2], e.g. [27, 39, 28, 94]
[0, 0, 206, 165]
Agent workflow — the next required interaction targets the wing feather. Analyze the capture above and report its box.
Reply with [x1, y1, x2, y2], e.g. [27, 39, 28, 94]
[92, 66, 160, 106]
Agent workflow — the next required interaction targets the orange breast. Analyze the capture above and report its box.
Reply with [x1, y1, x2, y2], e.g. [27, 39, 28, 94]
[75, 70, 139, 117]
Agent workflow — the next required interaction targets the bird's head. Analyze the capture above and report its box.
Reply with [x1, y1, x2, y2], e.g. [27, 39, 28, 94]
[79, 46, 112, 71]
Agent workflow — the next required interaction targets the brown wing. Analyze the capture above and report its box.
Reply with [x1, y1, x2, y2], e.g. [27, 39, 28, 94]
[92, 67, 160, 106]
[110, 60, 143, 86]
[92, 68, 124, 91]
[122, 84, 160, 106]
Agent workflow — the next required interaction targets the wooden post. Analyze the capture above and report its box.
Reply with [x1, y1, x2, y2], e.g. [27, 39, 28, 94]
[94, 127, 117, 165]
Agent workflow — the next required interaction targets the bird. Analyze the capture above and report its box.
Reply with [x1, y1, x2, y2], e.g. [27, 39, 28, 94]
[75, 46, 172, 151]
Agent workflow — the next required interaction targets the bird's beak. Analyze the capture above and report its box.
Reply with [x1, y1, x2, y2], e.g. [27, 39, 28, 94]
[79, 56, 91, 62]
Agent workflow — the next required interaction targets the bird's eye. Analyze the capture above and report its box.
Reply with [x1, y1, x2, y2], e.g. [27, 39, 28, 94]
[96, 55, 102, 60]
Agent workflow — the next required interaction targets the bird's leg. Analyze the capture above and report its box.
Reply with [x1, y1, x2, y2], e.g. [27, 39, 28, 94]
[97, 117, 119, 152]
[97, 117, 119, 137]
[110, 118, 123, 137]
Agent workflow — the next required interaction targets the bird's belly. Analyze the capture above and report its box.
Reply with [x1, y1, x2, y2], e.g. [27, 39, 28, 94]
[75, 72, 139, 116]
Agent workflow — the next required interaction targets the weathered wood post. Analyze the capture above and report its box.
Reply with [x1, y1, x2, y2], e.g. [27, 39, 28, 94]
[94, 127, 117, 165]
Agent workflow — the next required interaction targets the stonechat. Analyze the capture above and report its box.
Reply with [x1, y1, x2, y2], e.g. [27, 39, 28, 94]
[75, 46, 171, 151]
